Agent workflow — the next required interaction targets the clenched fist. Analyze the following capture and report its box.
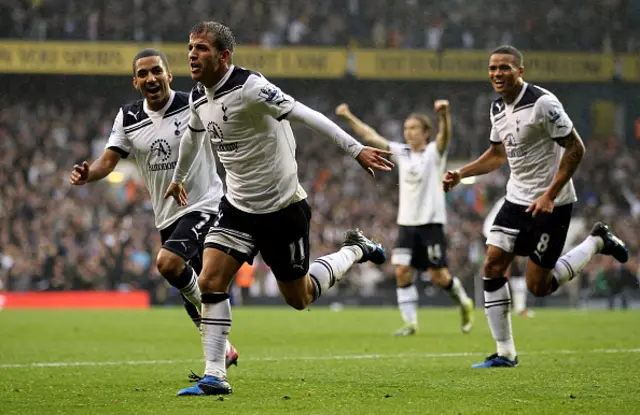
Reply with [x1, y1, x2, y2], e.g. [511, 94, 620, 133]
[434, 100, 450, 115]
[335, 103, 351, 118]
[442, 170, 461, 192]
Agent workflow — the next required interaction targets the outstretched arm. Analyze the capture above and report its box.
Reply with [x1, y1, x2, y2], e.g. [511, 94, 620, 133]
[442, 143, 507, 192]
[287, 102, 394, 176]
[70, 149, 122, 185]
[72, 107, 127, 185]
[334, 103, 389, 150]
[244, 77, 394, 176]
[460, 142, 508, 178]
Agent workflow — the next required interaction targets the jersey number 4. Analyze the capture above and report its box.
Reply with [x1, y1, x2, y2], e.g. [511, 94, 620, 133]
[427, 244, 442, 263]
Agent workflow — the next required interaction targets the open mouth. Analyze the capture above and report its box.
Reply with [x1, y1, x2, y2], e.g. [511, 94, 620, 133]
[493, 80, 506, 89]
[190, 62, 202, 74]
[146, 85, 161, 96]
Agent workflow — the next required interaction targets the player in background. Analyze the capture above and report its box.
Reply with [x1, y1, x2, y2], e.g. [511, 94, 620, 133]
[335, 102, 474, 336]
[69, 48, 238, 368]
[164, 21, 393, 397]
[443, 45, 628, 368]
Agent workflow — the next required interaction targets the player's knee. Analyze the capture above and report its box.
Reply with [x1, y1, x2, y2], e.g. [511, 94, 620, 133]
[483, 258, 505, 278]
[198, 265, 229, 292]
[198, 273, 227, 293]
[156, 250, 184, 278]
[394, 265, 413, 285]
[526, 278, 549, 298]
[429, 268, 450, 286]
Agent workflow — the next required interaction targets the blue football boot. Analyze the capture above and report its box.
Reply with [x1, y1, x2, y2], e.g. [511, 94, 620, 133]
[177, 376, 232, 397]
[590, 222, 629, 263]
[471, 353, 519, 368]
[343, 228, 386, 265]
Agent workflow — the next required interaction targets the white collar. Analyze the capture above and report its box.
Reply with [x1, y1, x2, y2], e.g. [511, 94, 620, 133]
[508, 82, 528, 107]
[206, 65, 235, 95]
[144, 90, 176, 116]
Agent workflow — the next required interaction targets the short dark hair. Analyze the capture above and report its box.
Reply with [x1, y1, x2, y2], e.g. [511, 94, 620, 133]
[190, 21, 236, 53]
[407, 113, 432, 132]
[132, 48, 170, 76]
[490, 45, 523, 67]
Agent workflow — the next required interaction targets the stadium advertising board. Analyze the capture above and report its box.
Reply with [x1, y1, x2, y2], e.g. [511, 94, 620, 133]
[0, 291, 150, 309]
[0, 41, 347, 78]
[353, 50, 615, 82]
[0, 41, 629, 82]
[620, 55, 640, 82]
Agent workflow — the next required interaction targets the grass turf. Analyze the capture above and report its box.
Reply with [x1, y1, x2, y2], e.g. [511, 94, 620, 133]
[1, 307, 639, 414]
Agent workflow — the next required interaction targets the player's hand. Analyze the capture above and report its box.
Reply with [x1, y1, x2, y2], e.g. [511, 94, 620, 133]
[335, 103, 351, 118]
[442, 170, 461, 192]
[70, 161, 90, 185]
[526, 193, 554, 218]
[164, 182, 188, 206]
[356, 146, 394, 177]
[434, 100, 450, 115]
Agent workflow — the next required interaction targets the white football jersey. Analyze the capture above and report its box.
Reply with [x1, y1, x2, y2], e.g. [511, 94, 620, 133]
[388, 140, 447, 226]
[107, 90, 223, 230]
[188, 65, 307, 214]
[489, 82, 577, 206]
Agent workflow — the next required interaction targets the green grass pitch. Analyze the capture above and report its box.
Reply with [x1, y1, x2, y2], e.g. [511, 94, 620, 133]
[1, 307, 639, 414]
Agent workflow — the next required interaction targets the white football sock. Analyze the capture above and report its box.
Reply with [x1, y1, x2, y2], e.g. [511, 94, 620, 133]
[397, 284, 419, 327]
[553, 235, 603, 287]
[179, 266, 201, 311]
[484, 277, 516, 360]
[445, 276, 470, 307]
[201, 293, 231, 379]
[309, 246, 362, 301]
[510, 276, 528, 314]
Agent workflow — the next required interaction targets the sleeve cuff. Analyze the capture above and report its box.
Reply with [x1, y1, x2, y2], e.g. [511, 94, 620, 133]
[107, 146, 129, 158]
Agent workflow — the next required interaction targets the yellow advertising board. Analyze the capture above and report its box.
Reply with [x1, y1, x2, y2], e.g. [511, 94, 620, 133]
[0, 41, 136, 75]
[0, 41, 621, 82]
[0, 41, 348, 78]
[353, 49, 614, 82]
[620, 55, 640, 82]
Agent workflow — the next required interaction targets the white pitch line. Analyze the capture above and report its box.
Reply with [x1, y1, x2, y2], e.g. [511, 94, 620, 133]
[1, 348, 639, 369]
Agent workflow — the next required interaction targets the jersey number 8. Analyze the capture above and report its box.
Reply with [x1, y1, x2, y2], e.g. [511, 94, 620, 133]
[536, 233, 550, 254]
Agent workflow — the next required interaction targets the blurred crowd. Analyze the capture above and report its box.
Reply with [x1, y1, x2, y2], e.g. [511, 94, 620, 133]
[0, 76, 638, 305]
[2, 0, 640, 52]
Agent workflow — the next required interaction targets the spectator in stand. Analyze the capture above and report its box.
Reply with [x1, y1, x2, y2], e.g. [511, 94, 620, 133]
[1, 0, 638, 52]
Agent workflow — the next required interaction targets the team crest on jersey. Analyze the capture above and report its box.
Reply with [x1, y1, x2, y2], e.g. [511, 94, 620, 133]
[174, 119, 182, 136]
[207, 121, 224, 143]
[221, 104, 229, 121]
